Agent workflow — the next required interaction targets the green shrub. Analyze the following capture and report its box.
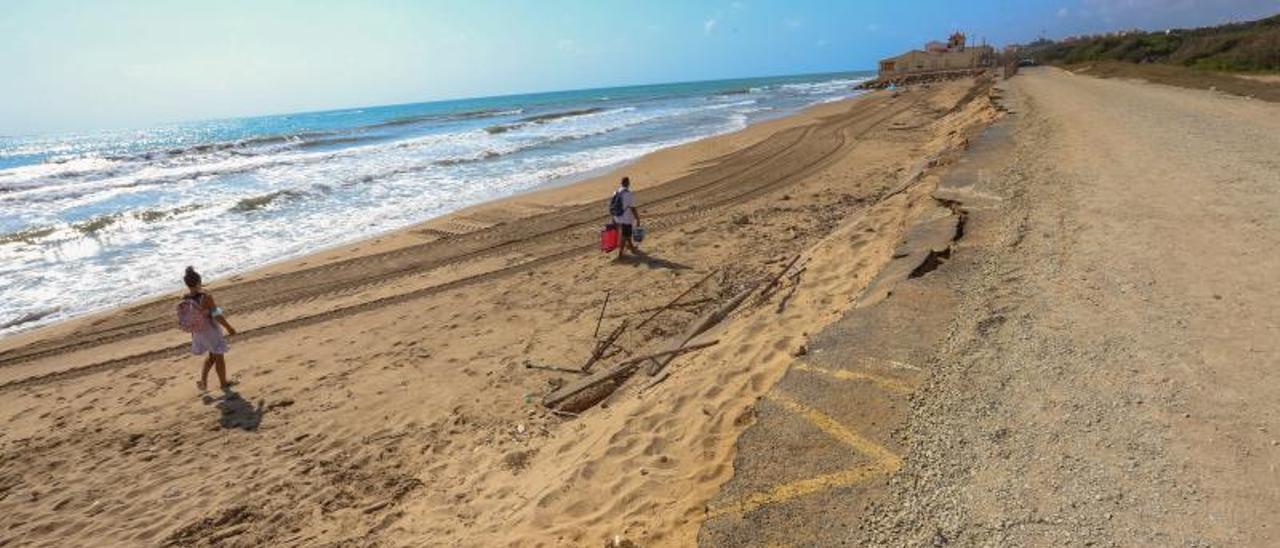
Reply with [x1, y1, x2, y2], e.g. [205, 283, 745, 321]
[1026, 13, 1280, 72]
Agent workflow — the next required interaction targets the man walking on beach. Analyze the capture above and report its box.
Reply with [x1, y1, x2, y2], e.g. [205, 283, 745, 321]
[610, 177, 641, 259]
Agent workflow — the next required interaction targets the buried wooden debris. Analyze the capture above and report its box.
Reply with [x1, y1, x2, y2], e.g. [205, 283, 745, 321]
[523, 361, 589, 375]
[582, 319, 628, 373]
[646, 282, 760, 376]
[776, 267, 806, 314]
[644, 369, 673, 391]
[608, 297, 715, 319]
[599, 345, 627, 361]
[757, 255, 804, 303]
[544, 340, 719, 409]
[633, 268, 720, 332]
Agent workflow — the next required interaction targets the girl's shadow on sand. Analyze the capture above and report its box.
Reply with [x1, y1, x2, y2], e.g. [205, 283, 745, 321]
[202, 389, 266, 431]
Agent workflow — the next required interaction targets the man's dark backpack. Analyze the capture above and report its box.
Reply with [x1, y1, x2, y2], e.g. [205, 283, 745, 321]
[609, 191, 626, 218]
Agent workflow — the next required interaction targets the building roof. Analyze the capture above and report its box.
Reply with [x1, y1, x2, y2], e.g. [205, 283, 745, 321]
[879, 44, 994, 64]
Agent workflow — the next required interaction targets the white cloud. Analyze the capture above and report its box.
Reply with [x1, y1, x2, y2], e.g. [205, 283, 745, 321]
[730, 1, 746, 10]
[783, 17, 803, 30]
[704, 18, 718, 35]
[866, 23, 881, 32]
[1057, 7, 1070, 18]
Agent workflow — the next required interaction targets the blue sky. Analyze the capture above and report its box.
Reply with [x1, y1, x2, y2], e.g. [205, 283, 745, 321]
[2, 0, 1276, 134]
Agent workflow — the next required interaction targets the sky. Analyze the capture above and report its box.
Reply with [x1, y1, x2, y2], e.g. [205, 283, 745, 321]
[2, 0, 1277, 135]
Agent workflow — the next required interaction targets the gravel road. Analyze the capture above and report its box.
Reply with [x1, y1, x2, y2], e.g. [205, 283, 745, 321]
[855, 67, 1280, 546]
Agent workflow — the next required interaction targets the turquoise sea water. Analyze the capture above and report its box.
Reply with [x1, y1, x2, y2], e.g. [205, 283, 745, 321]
[0, 70, 872, 334]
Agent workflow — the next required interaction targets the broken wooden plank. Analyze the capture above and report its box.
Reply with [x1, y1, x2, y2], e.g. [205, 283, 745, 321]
[646, 282, 760, 376]
[544, 340, 719, 409]
[612, 340, 717, 369]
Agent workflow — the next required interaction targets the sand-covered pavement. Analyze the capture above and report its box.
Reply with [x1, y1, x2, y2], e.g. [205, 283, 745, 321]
[0, 78, 999, 546]
[850, 68, 1280, 545]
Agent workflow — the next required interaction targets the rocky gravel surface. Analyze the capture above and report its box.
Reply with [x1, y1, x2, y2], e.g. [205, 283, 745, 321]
[852, 68, 1280, 546]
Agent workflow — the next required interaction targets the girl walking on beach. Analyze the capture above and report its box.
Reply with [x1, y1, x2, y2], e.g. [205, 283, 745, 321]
[177, 266, 237, 391]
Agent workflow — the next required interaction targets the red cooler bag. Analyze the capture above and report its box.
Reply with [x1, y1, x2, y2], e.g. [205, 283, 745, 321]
[600, 224, 620, 252]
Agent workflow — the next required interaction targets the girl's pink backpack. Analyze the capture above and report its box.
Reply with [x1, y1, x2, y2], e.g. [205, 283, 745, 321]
[176, 297, 208, 333]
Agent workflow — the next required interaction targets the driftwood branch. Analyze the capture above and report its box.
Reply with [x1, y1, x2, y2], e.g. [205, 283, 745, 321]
[644, 369, 673, 391]
[524, 361, 589, 375]
[592, 290, 612, 339]
[600, 345, 627, 360]
[606, 297, 715, 320]
[576, 268, 716, 376]
[581, 319, 628, 373]
[613, 340, 718, 369]
[646, 282, 760, 376]
[543, 340, 719, 409]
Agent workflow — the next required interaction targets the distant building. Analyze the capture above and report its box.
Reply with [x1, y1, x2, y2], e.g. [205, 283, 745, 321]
[877, 32, 996, 80]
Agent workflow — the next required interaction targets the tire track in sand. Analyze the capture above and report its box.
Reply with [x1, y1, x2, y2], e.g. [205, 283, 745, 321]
[0, 94, 925, 391]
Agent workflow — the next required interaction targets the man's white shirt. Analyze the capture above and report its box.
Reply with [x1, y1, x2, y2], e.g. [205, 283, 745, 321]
[612, 188, 636, 225]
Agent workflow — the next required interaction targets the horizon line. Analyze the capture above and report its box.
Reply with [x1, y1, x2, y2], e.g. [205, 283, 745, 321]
[4, 66, 877, 140]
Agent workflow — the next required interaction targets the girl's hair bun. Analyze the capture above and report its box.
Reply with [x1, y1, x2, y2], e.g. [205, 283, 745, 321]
[183, 266, 202, 288]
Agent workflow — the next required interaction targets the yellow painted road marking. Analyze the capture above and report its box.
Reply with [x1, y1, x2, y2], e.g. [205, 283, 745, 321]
[705, 463, 889, 519]
[790, 362, 916, 394]
[767, 391, 903, 469]
[703, 391, 905, 519]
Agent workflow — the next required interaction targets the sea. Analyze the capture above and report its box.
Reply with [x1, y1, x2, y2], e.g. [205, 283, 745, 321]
[0, 70, 873, 335]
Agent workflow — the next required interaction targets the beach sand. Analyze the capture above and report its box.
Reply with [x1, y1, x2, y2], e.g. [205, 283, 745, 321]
[0, 77, 999, 546]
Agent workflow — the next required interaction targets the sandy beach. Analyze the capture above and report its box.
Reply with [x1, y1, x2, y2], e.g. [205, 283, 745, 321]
[0, 77, 1000, 546]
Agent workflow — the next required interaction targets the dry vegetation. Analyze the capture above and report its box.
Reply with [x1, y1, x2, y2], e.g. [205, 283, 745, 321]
[1028, 13, 1280, 72]
[1064, 60, 1280, 102]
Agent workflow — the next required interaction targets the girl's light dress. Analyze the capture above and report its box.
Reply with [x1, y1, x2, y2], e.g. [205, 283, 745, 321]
[186, 293, 229, 355]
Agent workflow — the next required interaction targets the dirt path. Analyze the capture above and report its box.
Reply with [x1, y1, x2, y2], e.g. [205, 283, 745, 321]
[856, 68, 1280, 545]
